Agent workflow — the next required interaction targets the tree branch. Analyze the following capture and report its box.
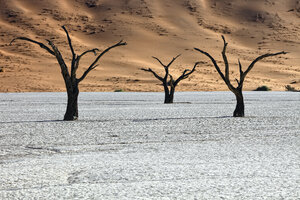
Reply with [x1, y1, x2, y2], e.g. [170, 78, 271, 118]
[174, 62, 199, 86]
[91, 64, 99, 70]
[169, 74, 174, 88]
[10, 37, 55, 56]
[238, 59, 243, 88]
[62, 26, 77, 79]
[221, 35, 230, 81]
[194, 47, 235, 91]
[151, 55, 181, 69]
[47, 40, 71, 85]
[78, 48, 99, 58]
[62, 26, 75, 57]
[141, 68, 164, 82]
[155, 54, 181, 81]
[152, 56, 166, 68]
[240, 51, 287, 84]
[77, 40, 127, 82]
[74, 48, 99, 76]
[167, 54, 181, 68]
[238, 59, 243, 75]
[194, 47, 227, 83]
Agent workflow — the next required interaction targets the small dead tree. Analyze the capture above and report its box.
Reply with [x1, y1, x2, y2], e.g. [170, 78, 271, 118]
[11, 26, 126, 120]
[141, 55, 199, 103]
[194, 35, 286, 117]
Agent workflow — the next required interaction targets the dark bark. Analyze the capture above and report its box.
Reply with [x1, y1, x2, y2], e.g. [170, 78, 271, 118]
[64, 83, 79, 120]
[233, 90, 244, 117]
[11, 26, 126, 120]
[194, 35, 287, 117]
[141, 56, 199, 104]
[168, 85, 175, 103]
[164, 84, 175, 103]
[164, 94, 173, 104]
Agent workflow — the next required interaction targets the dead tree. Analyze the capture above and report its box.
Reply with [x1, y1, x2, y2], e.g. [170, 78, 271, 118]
[194, 35, 286, 117]
[141, 55, 199, 103]
[11, 26, 126, 120]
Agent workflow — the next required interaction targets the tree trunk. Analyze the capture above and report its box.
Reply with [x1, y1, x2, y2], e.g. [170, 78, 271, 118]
[233, 90, 244, 117]
[168, 86, 175, 104]
[164, 84, 174, 104]
[64, 84, 79, 121]
[164, 93, 174, 103]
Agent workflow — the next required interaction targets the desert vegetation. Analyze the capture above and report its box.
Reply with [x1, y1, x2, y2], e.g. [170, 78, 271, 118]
[194, 36, 287, 117]
[141, 55, 199, 103]
[254, 86, 271, 91]
[10, 26, 126, 120]
[285, 84, 300, 92]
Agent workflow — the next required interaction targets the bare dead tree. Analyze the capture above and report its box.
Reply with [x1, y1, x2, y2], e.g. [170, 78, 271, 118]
[194, 35, 287, 117]
[10, 26, 126, 120]
[141, 55, 199, 103]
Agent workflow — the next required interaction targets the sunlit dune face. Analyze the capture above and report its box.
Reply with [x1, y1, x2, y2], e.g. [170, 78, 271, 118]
[0, 0, 299, 92]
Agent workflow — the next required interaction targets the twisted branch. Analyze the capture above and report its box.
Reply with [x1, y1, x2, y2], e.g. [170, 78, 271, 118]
[240, 51, 287, 84]
[77, 40, 127, 82]
[140, 68, 164, 82]
[174, 62, 199, 86]
[10, 37, 55, 56]
[195, 35, 287, 91]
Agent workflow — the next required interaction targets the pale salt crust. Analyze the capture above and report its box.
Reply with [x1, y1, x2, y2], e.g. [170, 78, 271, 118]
[0, 92, 299, 199]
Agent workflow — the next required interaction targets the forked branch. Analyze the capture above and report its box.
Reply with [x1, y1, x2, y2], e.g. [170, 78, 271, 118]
[73, 48, 100, 76]
[141, 54, 199, 103]
[62, 25, 76, 76]
[78, 48, 99, 58]
[152, 54, 181, 69]
[195, 35, 287, 90]
[141, 56, 199, 86]
[194, 47, 232, 89]
[151, 55, 181, 81]
[240, 51, 287, 84]
[166, 54, 181, 68]
[194, 35, 287, 117]
[46, 40, 71, 82]
[174, 62, 200, 86]
[77, 40, 127, 82]
[10, 25, 127, 120]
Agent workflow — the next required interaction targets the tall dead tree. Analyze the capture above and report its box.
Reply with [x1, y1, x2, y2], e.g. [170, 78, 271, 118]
[194, 35, 286, 117]
[11, 26, 126, 120]
[141, 55, 199, 103]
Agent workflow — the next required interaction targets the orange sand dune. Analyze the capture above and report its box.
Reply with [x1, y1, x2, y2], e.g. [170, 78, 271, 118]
[0, 0, 299, 92]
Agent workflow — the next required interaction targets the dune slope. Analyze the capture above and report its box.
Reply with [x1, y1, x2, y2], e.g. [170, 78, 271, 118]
[0, 0, 299, 92]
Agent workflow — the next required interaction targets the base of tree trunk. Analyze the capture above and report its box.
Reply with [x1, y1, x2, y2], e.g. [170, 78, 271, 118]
[233, 108, 245, 117]
[64, 92, 79, 121]
[64, 114, 78, 121]
[164, 91, 174, 104]
[64, 110, 78, 121]
[233, 93, 245, 117]
[164, 97, 174, 104]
